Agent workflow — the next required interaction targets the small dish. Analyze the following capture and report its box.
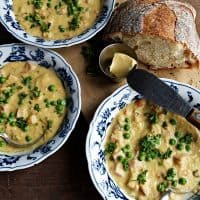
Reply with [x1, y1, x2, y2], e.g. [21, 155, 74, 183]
[0, 0, 115, 48]
[99, 43, 136, 82]
[0, 43, 81, 171]
[86, 79, 200, 200]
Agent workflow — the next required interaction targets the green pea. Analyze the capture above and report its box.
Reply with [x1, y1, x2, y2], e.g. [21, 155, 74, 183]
[125, 117, 130, 123]
[0, 76, 6, 84]
[56, 104, 64, 112]
[175, 131, 182, 138]
[24, 126, 29, 132]
[172, 180, 178, 188]
[10, 121, 16, 127]
[170, 118, 177, 125]
[169, 138, 176, 146]
[58, 25, 66, 32]
[50, 101, 56, 106]
[125, 152, 132, 159]
[185, 144, 191, 152]
[117, 156, 123, 161]
[0, 140, 6, 147]
[124, 124, 130, 131]
[1, 113, 7, 119]
[8, 117, 15, 123]
[9, 112, 15, 118]
[25, 135, 32, 142]
[162, 121, 167, 129]
[48, 84, 56, 92]
[138, 152, 146, 161]
[123, 133, 130, 139]
[178, 177, 187, 185]
[176, 143, 184, 151]
[125, 144, 130, 150]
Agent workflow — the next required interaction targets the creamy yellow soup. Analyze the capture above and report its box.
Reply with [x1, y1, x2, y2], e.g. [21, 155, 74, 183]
[105, 99, 200, 200]
[13, 0, 102, 40]
[0, 62, 67, 154]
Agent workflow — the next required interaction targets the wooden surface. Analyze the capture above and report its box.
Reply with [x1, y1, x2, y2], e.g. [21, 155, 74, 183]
[0, 26, 101, 200]
[56, 0, 200, 122]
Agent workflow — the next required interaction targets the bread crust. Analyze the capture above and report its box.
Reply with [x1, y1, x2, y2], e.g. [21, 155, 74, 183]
[104, 0, 200, 69]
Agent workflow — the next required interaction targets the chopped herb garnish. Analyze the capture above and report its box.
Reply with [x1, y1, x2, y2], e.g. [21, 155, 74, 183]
[16, 117, 28, 132]
[157, 182, 169, 193]
[58, 25, 65, 32]
[161, 148, 172, 159]
[31, 0, 44, 9]
[137, 170, 148, 184]
[146, 112, 158, 124]
[22, 76, 32, 86]
[165, 168, 176, 181]
[34, 104, 41, 112]
[47, 119, 53, 129]
[18, 92, 27, 105]
[31, 86, 41, 98]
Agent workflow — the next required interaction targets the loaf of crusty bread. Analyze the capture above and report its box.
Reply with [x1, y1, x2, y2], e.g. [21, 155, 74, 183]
[104, 0, 200, 69]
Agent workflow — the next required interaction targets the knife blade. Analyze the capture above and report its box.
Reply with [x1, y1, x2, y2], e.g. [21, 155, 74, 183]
[127, 68, 200, 129]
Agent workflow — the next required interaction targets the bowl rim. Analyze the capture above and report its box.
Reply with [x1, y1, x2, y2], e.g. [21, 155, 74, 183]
[0, 43, 81, 171]
[85, 79, 200, 199]
[0, 0, 116, 48]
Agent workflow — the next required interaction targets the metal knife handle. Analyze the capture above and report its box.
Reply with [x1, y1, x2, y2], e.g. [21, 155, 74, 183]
[187, 109, 200, 129]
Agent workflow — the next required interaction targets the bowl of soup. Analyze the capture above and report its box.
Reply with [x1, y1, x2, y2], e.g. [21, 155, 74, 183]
[0, 43, 81, 171]
[86, 80, 200, 200]
[0, 0, 115, 48]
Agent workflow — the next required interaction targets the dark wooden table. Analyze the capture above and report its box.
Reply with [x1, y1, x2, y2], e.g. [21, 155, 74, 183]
[0, 24, 101, 200]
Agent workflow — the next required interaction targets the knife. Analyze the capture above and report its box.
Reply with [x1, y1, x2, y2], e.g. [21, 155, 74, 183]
[127, 68, 200, 129]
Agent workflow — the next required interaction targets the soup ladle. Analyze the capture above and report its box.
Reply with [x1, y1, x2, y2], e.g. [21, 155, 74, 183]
[0, 131, 45, 148]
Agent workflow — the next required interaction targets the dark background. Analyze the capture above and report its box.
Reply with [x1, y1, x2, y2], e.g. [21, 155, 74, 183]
[0, 24, 101, 200]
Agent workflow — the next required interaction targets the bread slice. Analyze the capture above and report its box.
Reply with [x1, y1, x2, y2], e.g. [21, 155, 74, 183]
[104, 0, 200, 69]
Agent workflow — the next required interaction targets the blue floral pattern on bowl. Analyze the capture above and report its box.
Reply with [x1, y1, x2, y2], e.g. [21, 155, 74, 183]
[0, 43, 81, 171]
[86, 80, 200, 200]
[0, 0, 115, 48]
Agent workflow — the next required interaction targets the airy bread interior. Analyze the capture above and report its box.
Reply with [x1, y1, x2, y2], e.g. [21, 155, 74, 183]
[123, 35, 198, 69]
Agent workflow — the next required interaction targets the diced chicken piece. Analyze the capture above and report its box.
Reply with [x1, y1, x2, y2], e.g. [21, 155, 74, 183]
[127, 180, 139, 190]
[115, 163, 126, 177]
[16, 108, 28, 118]
[173, 155, 188, 173]
[150, 124, 162, 134]
[58, 7, 67, 14]
[139, 184, 150, 196]
[7, 74, 18, 83]
[28, 115, 38, 124]
[42, 32, 53, 39]
[24, 62, 37, 72]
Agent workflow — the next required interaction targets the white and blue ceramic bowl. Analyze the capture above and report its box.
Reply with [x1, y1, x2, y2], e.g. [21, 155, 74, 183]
[0, 0, 115, 48]
[0, 43, 81, 171]
[86, 79, 200, 200]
